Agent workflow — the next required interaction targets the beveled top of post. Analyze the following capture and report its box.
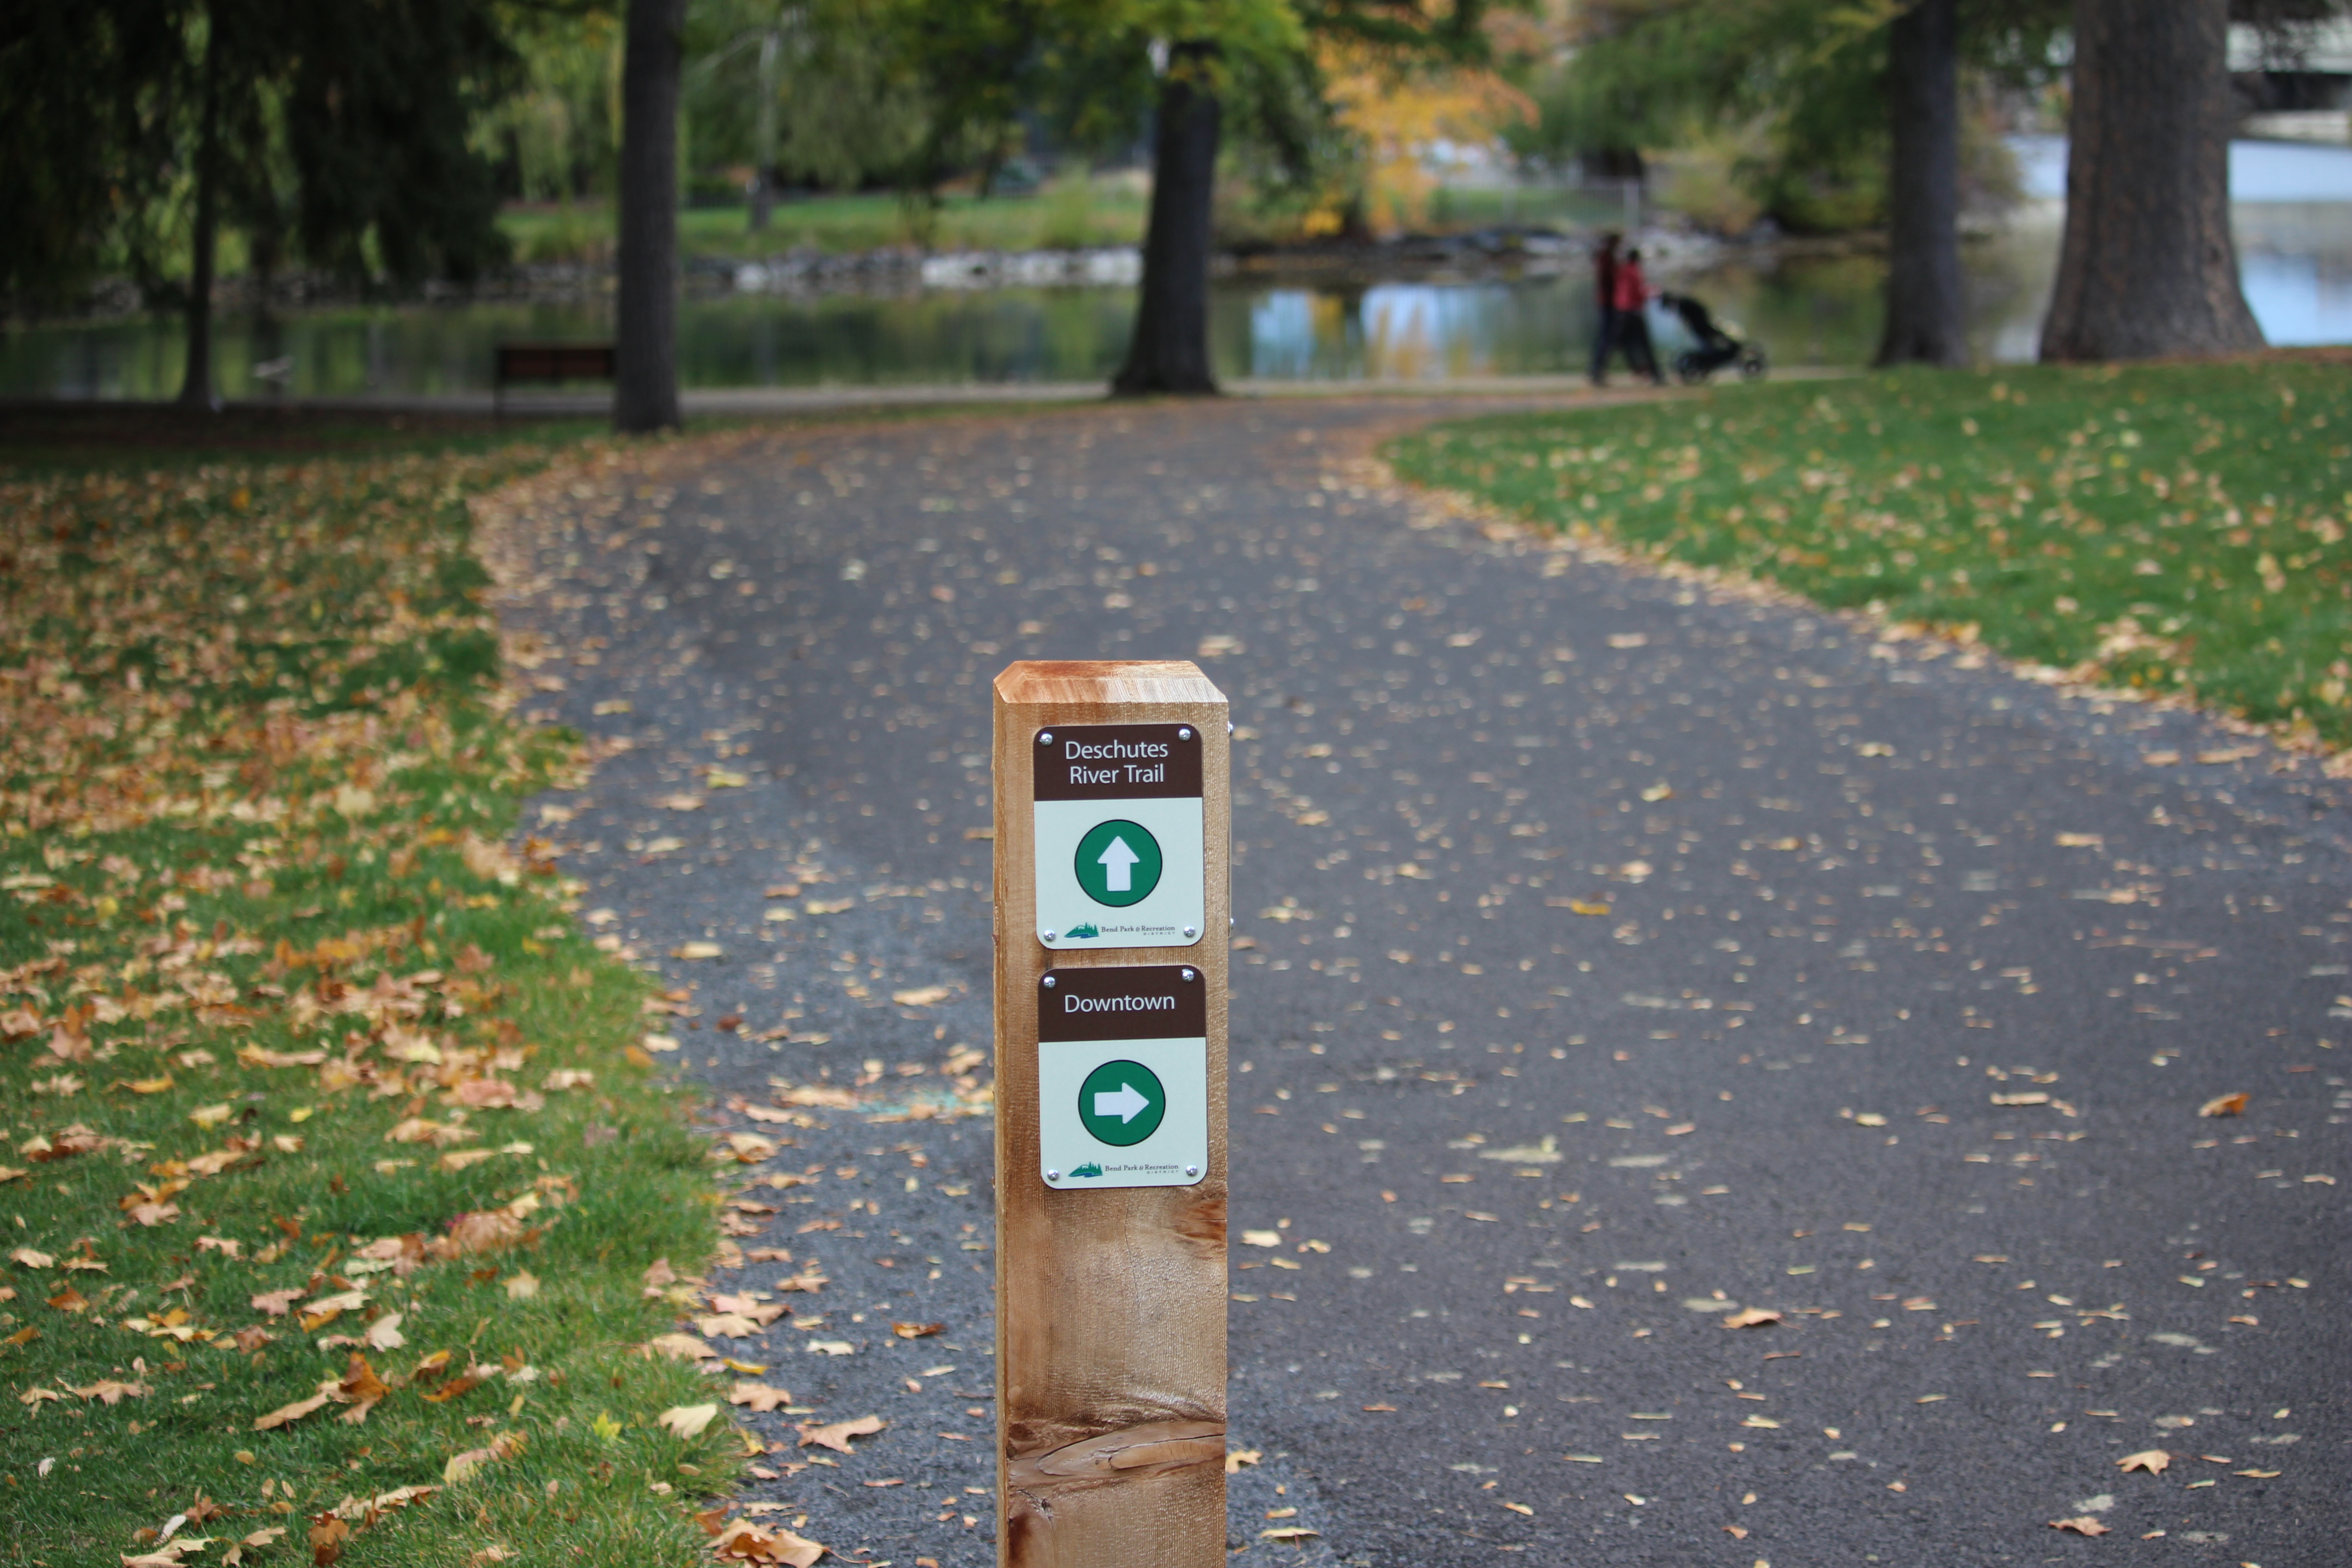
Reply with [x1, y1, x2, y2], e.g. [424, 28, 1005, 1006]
[994, 660, 1225, 709]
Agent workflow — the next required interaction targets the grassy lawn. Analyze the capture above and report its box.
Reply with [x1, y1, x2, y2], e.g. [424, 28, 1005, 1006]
[1387, 354, 2352, 749]
[501, 180, 1619, 267]
[503, 178, 1152, 264]
[0, 431, 746, 1565]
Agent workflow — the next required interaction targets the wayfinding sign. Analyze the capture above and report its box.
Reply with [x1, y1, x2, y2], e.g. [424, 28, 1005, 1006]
[991, 659, 1229, 1568]
[1036, 965, 1208, 1190]
[1033, 723, 1205, 950]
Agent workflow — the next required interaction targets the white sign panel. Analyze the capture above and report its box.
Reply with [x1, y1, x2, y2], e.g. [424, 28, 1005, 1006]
[1036, 965, 1210, 1191]
[1033, 723, 1206, 950]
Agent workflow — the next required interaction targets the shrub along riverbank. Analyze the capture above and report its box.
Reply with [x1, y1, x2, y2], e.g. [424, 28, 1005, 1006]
[0, 432, 740, 1565]
[1387, 353, 2352, 750]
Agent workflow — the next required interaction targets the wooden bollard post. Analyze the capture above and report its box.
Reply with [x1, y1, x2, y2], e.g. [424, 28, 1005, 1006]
[992, 662, 1231, 1568]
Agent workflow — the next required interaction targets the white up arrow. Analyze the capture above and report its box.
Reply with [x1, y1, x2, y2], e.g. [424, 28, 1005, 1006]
[1093, 1080, 1151, 1123]
[1096, 833, 1141, 892]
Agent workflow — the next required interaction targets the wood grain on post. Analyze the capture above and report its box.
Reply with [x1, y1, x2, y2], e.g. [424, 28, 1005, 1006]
[993, 661, 1230, 1568]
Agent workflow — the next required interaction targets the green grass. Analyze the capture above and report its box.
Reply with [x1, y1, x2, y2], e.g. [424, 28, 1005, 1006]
[1386, 354, 2352, 747]
[0, 434, 744, 1564]
[502, 176, 1152, 264]
[1420, 184, 1635, 234]
[499, 179, 1622, 267]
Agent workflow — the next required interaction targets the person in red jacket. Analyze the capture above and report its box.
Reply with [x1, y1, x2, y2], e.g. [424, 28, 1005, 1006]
[1608, 246, 1665, 385]
[1588, 232, 1622, 387]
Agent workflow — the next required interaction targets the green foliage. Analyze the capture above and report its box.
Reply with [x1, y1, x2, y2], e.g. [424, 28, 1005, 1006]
[1027, 1, 1490, 241]
[1512, 0, 2065, 234]
[681, 0, 946, 194]
[0, 1, 189, 306]
[473, 10, 625, 205]
[1037, 174, 1104, 249]
[1388, 358, 2352, 745]
[496, 181, 1151, 259]
[283, 1, 522, 284]
[4, 0, 523, 308]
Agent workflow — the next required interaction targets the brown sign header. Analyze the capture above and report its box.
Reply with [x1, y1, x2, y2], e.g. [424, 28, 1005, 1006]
[1038, 965, 1206, 1042]
[1033, 723, 1203, 802]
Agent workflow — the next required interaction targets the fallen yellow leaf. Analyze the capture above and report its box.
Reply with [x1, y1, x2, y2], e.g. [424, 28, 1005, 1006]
[796, 1414, 884, 1453]
[712, 1520, 824, 1567]
[657, 1402, 720, 1440]
[253, 1389, 335, 1431]
[727, 1382, 794, 1412]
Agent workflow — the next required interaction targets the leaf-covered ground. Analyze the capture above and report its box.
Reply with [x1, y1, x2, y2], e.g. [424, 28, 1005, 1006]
[1385, 354, 2352, 748]
[0, 446, 740, 1566]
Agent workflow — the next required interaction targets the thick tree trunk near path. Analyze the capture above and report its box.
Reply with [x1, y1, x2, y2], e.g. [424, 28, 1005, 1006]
[2039, 0, 2261, 362]
[1114, 42, 1221, 397]
[615, 0, 686, 432]
[177, 16, 224, 412]
[1876, 0, 1965, 367]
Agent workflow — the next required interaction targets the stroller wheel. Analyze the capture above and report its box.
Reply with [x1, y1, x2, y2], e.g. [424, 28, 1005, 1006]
[1740, 348, 1769, 380]
[1673, 352, 1709, 386]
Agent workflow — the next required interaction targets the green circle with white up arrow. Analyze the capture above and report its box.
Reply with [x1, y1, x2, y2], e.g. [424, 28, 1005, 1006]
[1078, 1059, 1166, 1147]
[1073, 819, 1162, 907]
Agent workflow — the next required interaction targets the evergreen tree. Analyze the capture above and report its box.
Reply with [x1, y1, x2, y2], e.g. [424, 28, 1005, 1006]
[0, 2, 188, 311]
[0, 0, 523, 409]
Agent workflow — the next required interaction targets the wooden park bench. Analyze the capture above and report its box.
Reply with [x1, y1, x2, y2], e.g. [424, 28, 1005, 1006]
[493, 341, 616, 415]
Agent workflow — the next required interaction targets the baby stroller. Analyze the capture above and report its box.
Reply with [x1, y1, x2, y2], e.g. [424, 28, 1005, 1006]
[1656, 292, 1768, 383]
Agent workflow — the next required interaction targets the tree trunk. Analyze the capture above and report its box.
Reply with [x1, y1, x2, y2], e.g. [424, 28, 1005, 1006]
[615, 0, 686, 432]
[750, 26, 779, 233]
[177, 9, 224, 412]
[1876, 0, 1965, 366]
[2038, 0, 2261, 362]
[1113, 41, 1220, 397]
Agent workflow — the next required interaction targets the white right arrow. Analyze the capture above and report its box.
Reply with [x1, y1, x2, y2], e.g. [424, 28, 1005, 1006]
[1096, 833, 1141, 892]
[1093, 1080, 1151, 1123]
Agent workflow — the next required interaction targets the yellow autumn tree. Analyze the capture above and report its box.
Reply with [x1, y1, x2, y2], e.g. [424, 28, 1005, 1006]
[1312, 12, 1539, 238]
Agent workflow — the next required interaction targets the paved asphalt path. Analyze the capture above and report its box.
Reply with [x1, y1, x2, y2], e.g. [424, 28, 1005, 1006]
[484, 395, 2348, 1567]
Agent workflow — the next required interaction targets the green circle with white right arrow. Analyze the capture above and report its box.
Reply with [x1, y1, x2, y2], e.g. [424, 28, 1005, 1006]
[1077, 1058, 1166, 1147]
[1073, 819, 1162, 907]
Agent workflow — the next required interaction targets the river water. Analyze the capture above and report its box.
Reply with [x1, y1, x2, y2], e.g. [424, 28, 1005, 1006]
[8, 139, 2348, 401]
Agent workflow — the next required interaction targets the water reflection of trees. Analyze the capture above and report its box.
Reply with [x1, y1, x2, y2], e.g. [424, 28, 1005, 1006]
[10, 212, 2352, 399]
